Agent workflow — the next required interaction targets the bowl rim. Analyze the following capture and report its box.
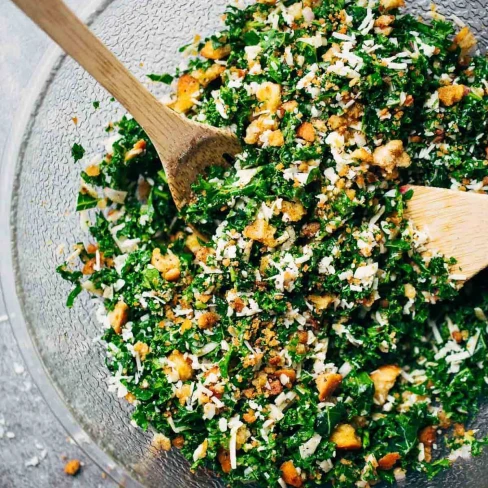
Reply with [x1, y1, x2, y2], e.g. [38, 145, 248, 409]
[0, 1, 143, 486]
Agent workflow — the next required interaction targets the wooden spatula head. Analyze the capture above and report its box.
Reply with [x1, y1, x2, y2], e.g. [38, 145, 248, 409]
[405, 185, 488, 282]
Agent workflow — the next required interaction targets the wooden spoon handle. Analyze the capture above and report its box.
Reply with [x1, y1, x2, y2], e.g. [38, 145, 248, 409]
[11, 0, 191, 159]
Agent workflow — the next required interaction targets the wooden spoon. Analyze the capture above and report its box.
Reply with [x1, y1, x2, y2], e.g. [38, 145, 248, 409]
[404, 185, 488, 282]
[12, 0, 241, 210]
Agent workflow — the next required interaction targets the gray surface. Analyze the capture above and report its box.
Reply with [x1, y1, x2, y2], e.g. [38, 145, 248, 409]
[0, 1, 116, 487]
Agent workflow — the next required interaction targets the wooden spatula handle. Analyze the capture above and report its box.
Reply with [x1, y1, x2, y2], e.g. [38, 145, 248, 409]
[11, 0, 191, 159]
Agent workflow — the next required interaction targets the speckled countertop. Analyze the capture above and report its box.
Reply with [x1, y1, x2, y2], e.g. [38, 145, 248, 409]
[0, 1, 117, 486]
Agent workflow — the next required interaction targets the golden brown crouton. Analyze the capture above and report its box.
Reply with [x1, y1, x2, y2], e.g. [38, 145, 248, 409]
[316, 372, 343, 401]
[169, 74, 200, 114]
[151, 248, 180, 275]
[268, 130, 285, 147]
[134, 341, 150, 361]
[280, 100, 299, 113]
[350, 147, 374, 163]
[280, 460, 303, 487]
[191, 64, 225, 87]
[453, 26, 477, 55]
[125, 392, 136, 404]
[167, 350, 193, 381]
[201, 41, 231, 60]
[186, 234, 203, 254]
[308, 294, 335, 311]
[419, 425, 436, 447]
[64, 459, 81, 476]
[152, 433, 171, 451]
[218, 449, 232, 473]
[243, 409, 257, 424]
[256, 82, 282, 113]
[244, 115, 279, 145]
[327, 114, 347, 131]
[164, 268, 181, 282]
[243, 219, 278, 248]
[175, 384, 192, 405]
[109, 301, 129, 335]
[380, 0, 405, 11]
[85, 164, 100, 177]
[197, 311, 220, 329]
[370, 364, 401, 405]
[296, 122, 316, 142]
[438, 85, 468, 106]
[330, 424, 362, 450]
[172, 436, 185, 449]
[404, 283, 416, 299]
[372, 140, 411, 173]
[374, 14, 395, 35]
[378, 452, 401, 470]
[281, 201, 306, 222]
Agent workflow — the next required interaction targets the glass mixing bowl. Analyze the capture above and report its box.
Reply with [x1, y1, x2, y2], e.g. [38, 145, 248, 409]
[1, 0, 487, 486]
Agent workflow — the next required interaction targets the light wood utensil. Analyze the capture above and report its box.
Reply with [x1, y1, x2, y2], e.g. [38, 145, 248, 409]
[405, 185, 488, 282]
[12, 0, 241, 210]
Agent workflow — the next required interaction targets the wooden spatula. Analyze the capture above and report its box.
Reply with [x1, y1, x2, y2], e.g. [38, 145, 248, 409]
[12, 0, 241, 209]
[404, 185, 488, 282]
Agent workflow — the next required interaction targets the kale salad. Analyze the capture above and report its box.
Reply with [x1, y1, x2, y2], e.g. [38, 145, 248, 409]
[58, 0, 488, 486]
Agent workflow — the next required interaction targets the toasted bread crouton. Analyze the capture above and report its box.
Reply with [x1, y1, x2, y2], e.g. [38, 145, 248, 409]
[164, 268, 181, 282]
[152, 433, 171, 451]
[350, 147, 373, 163]
[372, 140, 411, 173]
[197, 311, 220, 329]
[296, 122, 316, 142]
[218, 449, 232, 473]
[378, 452, 401, 470]
[374, 14, 395, 35]
[64, 459, 81, 476]
[308, 294, 335, 311]
[256, 82, 282, 113]
[167, 350, 193, 381]
[380, 0, 404, 11]
[268, 130, 285, 147]
[280, 100, 298, 113]
[109, 301, 129, 334]
[186, 234, 203, 254]
[280, 460, 303, 487]
[169, 74, 200, 114]
[327, 114, 347, 131]
[201, 41, 231, 60]
[85, 164, 100, 177]
[243, 409, 258, 424]
[330, 424, 362, 450]
[151, 248, 180, 275]
[438, 84, 468, 106]
[281, 201, 306, 222]
[453, 26, 477, 55]
[175, 384, 192, 405]
[419, 425, 436, 447]
[370, 364, 401, 405]
[243, 219, 278, 247]
[191, 64, 225, 87]
[316, 372, 343, 401]
[134, 341, 150, 361]
[244, 115, 279, 145]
